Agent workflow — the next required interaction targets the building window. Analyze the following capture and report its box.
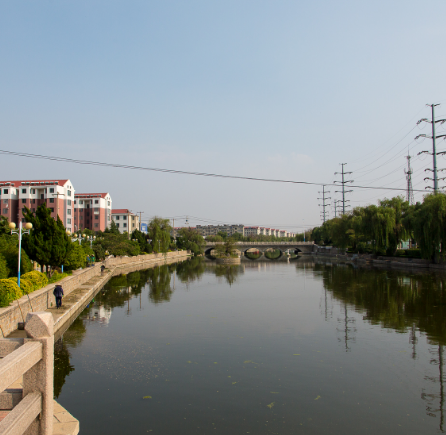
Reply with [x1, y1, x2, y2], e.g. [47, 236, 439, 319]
[68, 200, 71, 205]
[32, 208, 35, 212]
[132, 216, 135, 220]
[115, 216, 120, 220]
[94, 208, 99, 212]
[116, 223, 120, 228]
[67, 218, 71, 224]
[31, 189, 36, 194]
[108, 201, 110, 206]
[74, 200, 76, 205]
[95, 215, 98, 220]
[2, 199, 7, 204]
[94, 223, 99, 228]
[32, 199, 36, 204]
[123, 223, 127, 228]
[2, 209, 7, 214]
[49, 198, 55, 203]
[21, 199, 26, 204]
[67, 190, 71, 196]
[79, 200, 83, 204]
[95, 200, 99, 204]
[21, 188, 26, 194]
[3, 189, 8, 194]
[80, 216, 83, 220]
[50, 208, 54, 213]
[67, 209, 71, 215]
[49, 188, 54, 193]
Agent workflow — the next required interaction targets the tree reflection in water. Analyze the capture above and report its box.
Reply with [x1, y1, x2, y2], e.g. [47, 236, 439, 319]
[313, 261, 446, 431]
[213, 265, 243, 286]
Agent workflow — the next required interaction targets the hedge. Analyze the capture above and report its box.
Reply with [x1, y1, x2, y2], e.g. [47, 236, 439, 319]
[0, 279, 23, 307]
[21, 271, 48, 289]
[48, 272, 71, 284]
[8, 277, 35, 294]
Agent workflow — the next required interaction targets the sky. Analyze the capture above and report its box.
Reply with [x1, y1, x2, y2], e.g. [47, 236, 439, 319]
[1, 0, 446, 232]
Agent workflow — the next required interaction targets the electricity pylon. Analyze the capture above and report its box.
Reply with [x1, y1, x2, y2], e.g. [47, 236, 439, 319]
[334, 163, 353, 214]
[318, 185, 331, 223]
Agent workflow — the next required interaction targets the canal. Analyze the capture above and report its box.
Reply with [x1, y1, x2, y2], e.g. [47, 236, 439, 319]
[54, 257, 446, 434]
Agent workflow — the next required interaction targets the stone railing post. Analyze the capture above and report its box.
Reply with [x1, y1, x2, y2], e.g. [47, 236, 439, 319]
[23, 312, 54, 435]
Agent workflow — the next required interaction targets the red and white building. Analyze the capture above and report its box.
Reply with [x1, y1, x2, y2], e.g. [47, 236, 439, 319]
[244, 226, 260, 237]
[0, 179, 75, 232]
[74, 193, 112, 232]
[111, 209, 140, 234]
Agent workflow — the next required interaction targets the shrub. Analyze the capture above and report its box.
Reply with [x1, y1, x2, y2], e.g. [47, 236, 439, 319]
[0, 279, 23, 307]
[21, 271, 49, 289]
[0, 253, 8, 279]
[8, 277, 35, 294]
[48, 272, 71, 284]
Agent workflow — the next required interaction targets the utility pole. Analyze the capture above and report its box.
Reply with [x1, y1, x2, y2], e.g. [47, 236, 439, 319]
[405, 150, 415, 205]
[334, 163, 353, 214]
[135, 211, 144, 230]
[318, 185, 331, 223]
[416, 104, 446, 193]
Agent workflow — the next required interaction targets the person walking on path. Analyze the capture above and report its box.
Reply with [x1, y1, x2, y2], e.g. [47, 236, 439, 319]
[53, 284, 64, 309]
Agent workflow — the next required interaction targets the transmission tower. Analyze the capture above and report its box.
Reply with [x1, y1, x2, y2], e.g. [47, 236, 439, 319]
[404, 152, 415, 205]
[416, 104, 446, 192]
[318, 185, 331, 223]
[334, 163, 353, 214]
[333, 199, 342, 218]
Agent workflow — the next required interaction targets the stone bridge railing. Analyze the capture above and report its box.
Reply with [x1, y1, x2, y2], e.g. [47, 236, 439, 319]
[205, 242, 315, 253]
[0, 312, 54, 435]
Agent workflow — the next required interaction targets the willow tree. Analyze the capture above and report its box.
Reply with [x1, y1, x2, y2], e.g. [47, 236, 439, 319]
[147, 217, 172, 253]
[360, 204, 395, 254]
[379, 196, 410, 255]
[410, 193, 446, 262]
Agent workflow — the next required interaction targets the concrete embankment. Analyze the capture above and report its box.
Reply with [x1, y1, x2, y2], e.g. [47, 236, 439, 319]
[313, 251, 446, 271]
[0, 251, 190, 338]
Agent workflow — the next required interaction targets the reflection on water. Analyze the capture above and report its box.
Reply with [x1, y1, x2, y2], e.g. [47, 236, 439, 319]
[54, 257, 446, 434]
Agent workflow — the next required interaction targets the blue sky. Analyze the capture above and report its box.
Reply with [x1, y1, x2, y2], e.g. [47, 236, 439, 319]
[1, 1, 446, 231]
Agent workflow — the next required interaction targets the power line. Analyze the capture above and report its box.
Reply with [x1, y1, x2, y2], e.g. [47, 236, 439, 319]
[0, 149, 429, 193]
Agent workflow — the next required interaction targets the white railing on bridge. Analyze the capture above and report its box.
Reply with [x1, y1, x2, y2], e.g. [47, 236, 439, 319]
[0, 312, 54, 435]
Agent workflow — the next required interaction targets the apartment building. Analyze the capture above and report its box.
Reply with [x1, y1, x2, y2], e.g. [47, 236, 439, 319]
[0, 179, 75, 232]
[244, 226, 260, 237]
[111, 209, 140, 234]
[74, 193, 112, 232]
[196, 224, 244, 237]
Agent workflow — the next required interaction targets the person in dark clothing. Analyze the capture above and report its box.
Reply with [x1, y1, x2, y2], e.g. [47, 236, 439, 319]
[101, 264, 106, 275]
[53, 284, 64, 309]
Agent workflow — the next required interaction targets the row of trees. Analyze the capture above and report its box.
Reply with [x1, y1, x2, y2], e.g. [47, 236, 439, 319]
[311, 193, 446, 261]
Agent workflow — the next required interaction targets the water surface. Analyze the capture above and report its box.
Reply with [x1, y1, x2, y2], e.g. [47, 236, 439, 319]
[54, 257, 446, 434]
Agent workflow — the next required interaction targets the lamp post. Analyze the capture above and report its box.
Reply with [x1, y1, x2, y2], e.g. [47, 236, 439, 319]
[9, 221, 33, 287]
[67, 230, 86, 245]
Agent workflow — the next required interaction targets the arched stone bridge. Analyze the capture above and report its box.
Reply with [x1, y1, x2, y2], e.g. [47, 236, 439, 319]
[204, 241, 315, 256]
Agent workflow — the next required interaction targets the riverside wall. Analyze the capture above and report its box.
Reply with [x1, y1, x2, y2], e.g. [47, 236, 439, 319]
[0, 251, 190, 337]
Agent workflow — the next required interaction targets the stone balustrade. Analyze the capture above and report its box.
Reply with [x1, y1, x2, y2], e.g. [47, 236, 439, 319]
[0, 312, 54, 435]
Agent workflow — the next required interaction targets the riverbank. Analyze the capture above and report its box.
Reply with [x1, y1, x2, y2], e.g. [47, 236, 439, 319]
[0, 251, 191, 338]
[313, 251, 446, 271]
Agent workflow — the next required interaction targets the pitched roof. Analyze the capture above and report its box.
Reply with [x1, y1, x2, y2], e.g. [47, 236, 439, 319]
[75, 193, 109, 199]
[112, 209, 133, 215]
[0, 179, 70, 187]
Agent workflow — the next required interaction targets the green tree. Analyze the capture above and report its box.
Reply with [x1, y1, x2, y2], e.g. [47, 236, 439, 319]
[0, 253, 9, 279]
[147, 217, 172, 253]
[215, 238, 238, 258]
[0, 236, 33, 277]
[104, 221, 120, 235]
[22, 204, 73, 275]
[64, 243, 86, 270]
[131, 229, 152, 253]
[176, 227, 205, 255]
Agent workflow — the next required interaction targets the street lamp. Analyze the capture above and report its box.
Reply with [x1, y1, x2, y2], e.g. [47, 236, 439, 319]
[9, 221, 33, 287]
[67, 230, 86, 245]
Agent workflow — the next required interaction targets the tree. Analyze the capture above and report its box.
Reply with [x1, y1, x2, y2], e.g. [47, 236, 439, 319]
[176, 228, 205, 255]
[0, 235, 33, 277]
[93, 233, 140, 257]
[379, 196, 410, 255]
[215, 238, 238, 258]
[64, 243, 87, 270]
[104, 221, 120, 235]
[147, 217, 172, 253]
[0, 253, 8, 279]
[131, 229, 152, 253]
[22, 204, 73, 275]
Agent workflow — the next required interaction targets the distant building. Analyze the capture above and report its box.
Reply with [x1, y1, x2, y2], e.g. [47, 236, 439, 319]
[74, 193, 112, 232]
[196, 224, 244, 237]
[244, 226, 260, 237]
[111, 209, 140, 234]
[0, 179, 75, 232]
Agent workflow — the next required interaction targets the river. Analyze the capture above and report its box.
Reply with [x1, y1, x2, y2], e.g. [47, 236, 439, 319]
[54, 257, 446, 434]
